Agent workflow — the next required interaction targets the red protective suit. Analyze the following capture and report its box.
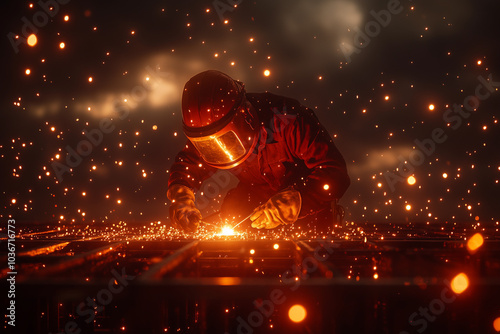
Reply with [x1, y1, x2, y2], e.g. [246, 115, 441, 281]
[168, 92, 350, 228]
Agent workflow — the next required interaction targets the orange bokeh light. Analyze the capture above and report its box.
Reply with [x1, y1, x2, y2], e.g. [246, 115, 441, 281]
[450, 273, 469, 294]
[467, 233, 484, 252]
[493, 317, 500, 332]
[27, 34, 37, 46]
[288, 304, 307, 323]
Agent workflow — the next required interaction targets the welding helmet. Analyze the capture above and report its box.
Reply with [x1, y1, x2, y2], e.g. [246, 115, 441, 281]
[181, 70, 259, 169]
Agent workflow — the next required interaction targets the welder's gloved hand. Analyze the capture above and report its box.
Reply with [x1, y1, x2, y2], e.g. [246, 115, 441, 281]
[167, 184, 201, 232]
[250, 188, 302, 229]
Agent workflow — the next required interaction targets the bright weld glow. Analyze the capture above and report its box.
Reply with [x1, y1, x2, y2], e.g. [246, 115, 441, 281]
[218, 226, 236, 236]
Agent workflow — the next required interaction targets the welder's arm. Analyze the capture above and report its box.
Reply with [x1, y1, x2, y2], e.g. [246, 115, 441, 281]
[286, 110, 350, 217]
[167, 142, 217, 231]
[168, 142, 217, 190]
[167, 184, 201, 232]
[250, 187, 302, 229]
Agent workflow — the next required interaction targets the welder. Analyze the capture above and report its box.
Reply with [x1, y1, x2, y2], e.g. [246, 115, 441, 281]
[167, 70, 350, 232]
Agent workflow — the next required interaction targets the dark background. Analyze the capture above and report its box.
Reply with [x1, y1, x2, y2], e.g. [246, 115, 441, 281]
[1, 0, 499, 226]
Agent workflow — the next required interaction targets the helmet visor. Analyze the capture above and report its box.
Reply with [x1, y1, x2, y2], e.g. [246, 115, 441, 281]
[190, 130, 246, 165]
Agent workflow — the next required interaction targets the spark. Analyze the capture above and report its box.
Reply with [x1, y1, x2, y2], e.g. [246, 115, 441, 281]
[384, 95, 390, 101]
[249, 249, 255, 255]
[477, 60, 482, 65]
[323, 184, 330, 190]
[88, 77, 93, 83]
[405, 204, 412, 211]
[59, 42, 66, 49]
[27, 34, 37, 46]
[273, 243, 279, 250]
[407, 176, 416, 185]
[263, 69, 270, 77]
[64, 15, 69, 22]
[25, 69, 31, 75]
[428, 104, 435, 111]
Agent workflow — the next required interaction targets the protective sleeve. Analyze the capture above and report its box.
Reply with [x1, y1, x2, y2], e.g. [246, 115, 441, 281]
[167, 141, 218, 191]
[285, 109, 350, 218]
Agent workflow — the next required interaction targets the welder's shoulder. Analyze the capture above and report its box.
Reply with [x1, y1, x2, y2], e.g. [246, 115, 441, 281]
[246, 92, 307, 117]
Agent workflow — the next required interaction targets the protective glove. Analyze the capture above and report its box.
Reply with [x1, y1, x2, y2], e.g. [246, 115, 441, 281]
[167, 184, 201, 232]
[250, 188, 302, 229]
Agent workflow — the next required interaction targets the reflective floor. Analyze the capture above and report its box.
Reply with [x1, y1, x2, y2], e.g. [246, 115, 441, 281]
[1, 221, 499, 333]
